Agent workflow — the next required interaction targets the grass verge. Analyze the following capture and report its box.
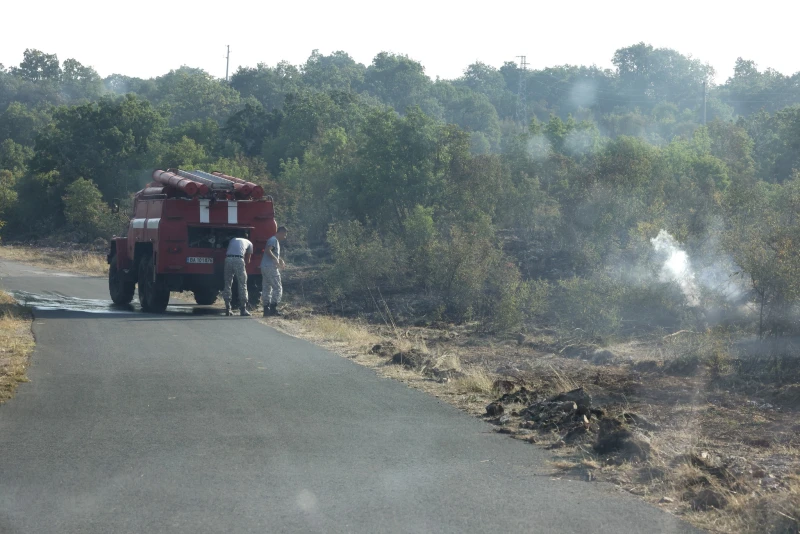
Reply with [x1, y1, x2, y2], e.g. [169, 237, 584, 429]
[0, 245, 107, 276]
[0, 292, 35, 403]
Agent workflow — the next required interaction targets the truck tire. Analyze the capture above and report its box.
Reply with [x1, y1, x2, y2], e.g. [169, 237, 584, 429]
[193, 287, 219, 305]
[138, 253, 170, 313]
[109, 254, 135, 305]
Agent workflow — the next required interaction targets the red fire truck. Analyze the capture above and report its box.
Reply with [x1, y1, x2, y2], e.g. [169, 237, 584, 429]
[107, 169, 277, 313]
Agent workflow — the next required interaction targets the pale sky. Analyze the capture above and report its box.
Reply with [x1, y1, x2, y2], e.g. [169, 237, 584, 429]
[1, 0, 798, 84]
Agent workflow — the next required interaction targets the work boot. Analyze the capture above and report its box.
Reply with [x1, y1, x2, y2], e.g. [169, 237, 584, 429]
[240, 307, 251, 316]
[272, 303, 282, 317]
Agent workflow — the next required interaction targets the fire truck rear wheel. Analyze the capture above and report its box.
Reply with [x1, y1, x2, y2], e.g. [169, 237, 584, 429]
[109, 254, 135, 305]
[138, 253, 170, 313]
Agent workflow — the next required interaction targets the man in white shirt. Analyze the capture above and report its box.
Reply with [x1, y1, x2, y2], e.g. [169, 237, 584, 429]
[223, 236, 253, 316]
[261, 226, 287, 317]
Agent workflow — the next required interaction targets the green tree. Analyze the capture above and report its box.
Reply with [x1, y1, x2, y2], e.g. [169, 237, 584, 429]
[303, 50, 365, 92]
[32, 94, 166, 198]
[364, 52, 433, 113]
[230, 61, 301, 111]
[152, 67, 240, 125]
[61, 58, 104, 101]
[62, 178, 118, 241]
[0, 102, 49, 146]
[0, 139, 34, 175]
[11, 49, 61, 81]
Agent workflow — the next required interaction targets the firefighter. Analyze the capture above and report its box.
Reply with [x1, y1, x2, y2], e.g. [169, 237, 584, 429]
[261, 226, 287, 316]
[223, 236, 253, 316]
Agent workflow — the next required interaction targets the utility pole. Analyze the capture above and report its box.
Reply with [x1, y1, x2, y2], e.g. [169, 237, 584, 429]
[703, 79, 707, 125]
[516, 55, 528, 127]
[225, 45, 231, 82]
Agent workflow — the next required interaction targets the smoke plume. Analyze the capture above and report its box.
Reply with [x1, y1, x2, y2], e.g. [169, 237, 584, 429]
[651, 230, 700, 306]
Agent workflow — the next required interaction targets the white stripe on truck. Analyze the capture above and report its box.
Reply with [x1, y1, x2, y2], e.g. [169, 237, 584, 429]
[199, 199, 210, 224]
[228, 201, 238, 224]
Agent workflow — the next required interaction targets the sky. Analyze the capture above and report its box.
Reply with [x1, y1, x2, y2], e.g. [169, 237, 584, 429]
[1, 0, 798, 84]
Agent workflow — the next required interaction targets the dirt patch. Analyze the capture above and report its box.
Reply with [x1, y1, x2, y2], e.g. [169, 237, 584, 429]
[0, 292, 35, 403]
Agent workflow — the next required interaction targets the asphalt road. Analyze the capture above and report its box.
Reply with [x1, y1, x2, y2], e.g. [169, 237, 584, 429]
[0, 260, 698, 533]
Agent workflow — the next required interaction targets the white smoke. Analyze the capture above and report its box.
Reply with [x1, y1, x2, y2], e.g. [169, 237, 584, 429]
[650, 230, 700, 306]
[649, 229, 748, 308]
[569, 80, 597, 109]
[526, 134, 551, 161]
[564, 129, 597, 157]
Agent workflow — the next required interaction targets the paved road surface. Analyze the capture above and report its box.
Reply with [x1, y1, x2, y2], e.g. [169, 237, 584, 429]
[0, 260, 698, 533]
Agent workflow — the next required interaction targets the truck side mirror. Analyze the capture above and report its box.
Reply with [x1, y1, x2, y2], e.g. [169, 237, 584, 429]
[111, 199, 120, 213]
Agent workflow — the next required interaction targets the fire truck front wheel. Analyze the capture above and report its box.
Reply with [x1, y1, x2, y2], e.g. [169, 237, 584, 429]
[138, 254, 170, 313]
[109, 254, 135, 305]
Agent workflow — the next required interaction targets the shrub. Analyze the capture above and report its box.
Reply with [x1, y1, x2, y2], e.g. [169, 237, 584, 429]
[324, 220, 400, 301]
[62, 178, 121, 241]
[551, 275, 624, 340]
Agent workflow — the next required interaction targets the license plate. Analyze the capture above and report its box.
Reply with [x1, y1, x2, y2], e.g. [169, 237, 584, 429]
[187, 257, 214, 264]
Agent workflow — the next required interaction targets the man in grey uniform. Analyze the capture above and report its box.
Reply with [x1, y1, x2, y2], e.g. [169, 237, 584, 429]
[261, 226, 287, 316]
[223, 236, 253, 316]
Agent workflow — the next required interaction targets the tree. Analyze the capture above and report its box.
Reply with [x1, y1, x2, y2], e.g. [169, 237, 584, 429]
[0, 102, 49, 146]
[62, 178, 117, 241]
[61, 59, 104, 101]
[342, 107, 448, 233]
[613, 43, 714, 111]
[0, 139, 33, 176]
[152, 67, 240, 125]
[302, 50, 365, 93]
[11, 49, 61, 81]
[230, 61, 301, 111]
[32, 94, 166, 198]
[364, 52, 433, 113]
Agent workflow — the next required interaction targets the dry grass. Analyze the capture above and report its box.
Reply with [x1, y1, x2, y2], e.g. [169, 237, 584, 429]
[299, 315, 380, 349]
[0, 246, 107, 276]
[548, 363, 579, 393]
[447, 366, 496, 395]
[0, 292, 35, 403]
[552, 460, 580, 471]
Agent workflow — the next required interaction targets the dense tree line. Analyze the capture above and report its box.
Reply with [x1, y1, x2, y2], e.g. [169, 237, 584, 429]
[2, 45, 800, 336]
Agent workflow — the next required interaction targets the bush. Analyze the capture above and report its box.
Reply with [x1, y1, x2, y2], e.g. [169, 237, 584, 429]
[551, 275, 624, 340]
[430, 224, 496, 321]
[324, 220, 400, 301]
[663, 329, 732, 376]
[480, 259, 530, 333]
[62, 178, 120, 241]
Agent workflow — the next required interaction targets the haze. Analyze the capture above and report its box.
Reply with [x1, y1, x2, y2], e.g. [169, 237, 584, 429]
[1, 0, 798, 81]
